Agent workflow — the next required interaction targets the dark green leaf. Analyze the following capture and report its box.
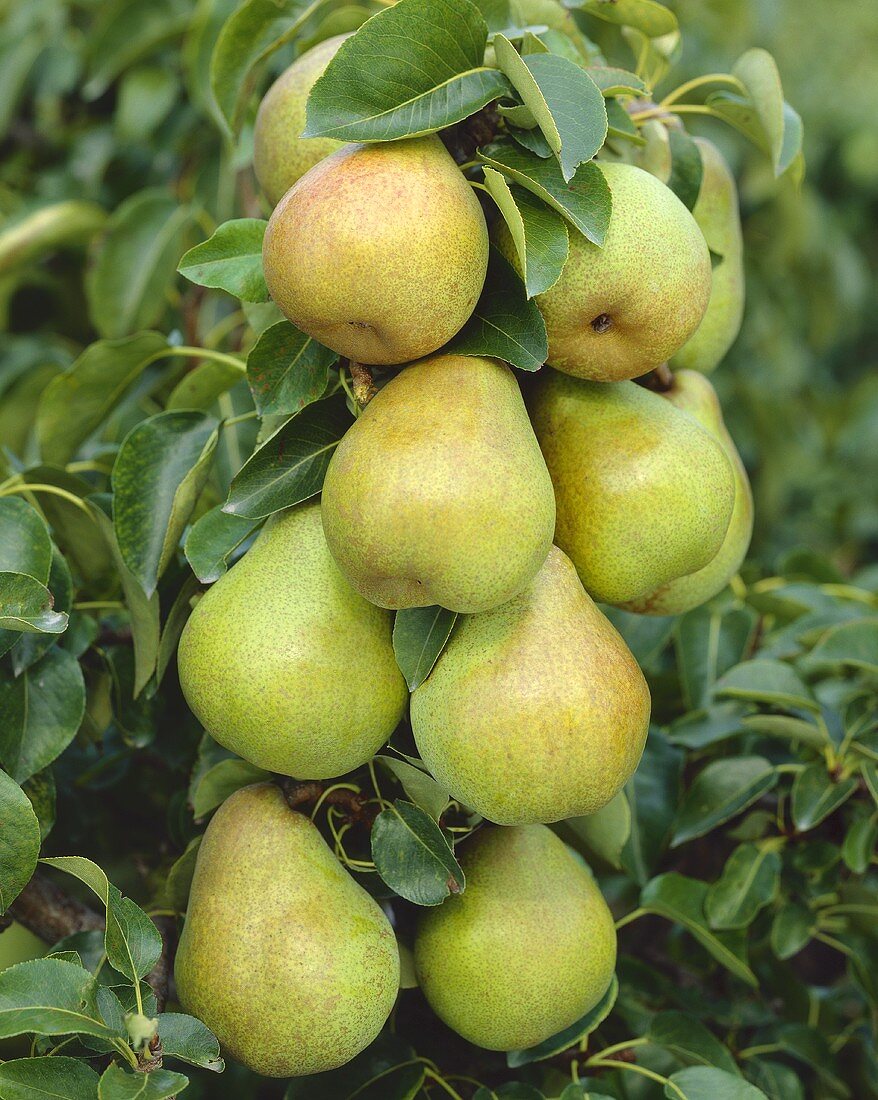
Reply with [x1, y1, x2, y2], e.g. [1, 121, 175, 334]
[842, 812, 878, 874]
[0, 1056, 99, 1099]
[11, 547, 74, 673]
[506, 974, 617, 1066]
[178, 218, 269, 302]
[791, 764, 857, 831]
[714, 659, 818, 712]
[166, 356, 246, 412]
[621, 730, 683, 884]
[376, 757, 449, 820]
[0, 770, 40, 914]
[573, 0, 677, 37]
[665, 1066, 767, 1100]
[0, 958, 117, 1040]
[667, 129, 704, 211]
[770, 903, 814, 960]
[157, 1012, 224, 1072]
[705, 843, 782, 930]
[392, 606, 458, 691]
[98, 1064, 189, 1100]
[0, 573, 67, 635]
[673, 757, 777, 847]
[247, 321, 337, 417]
[648, 1011, 739, 1074]
[304, 0, 513, 142]
[113, 411, 219, 597]
[284, 1032, 424, 1100]
[801, 618, 878, 675]
[483, 170, 569, 297]
[191, 758, 271, 818]
[747, 1060, 805, 1100]
[560, 792, 630, 869]
[676, 606, 755, 710]
[446, 246, 548, 371]
[0, 498, 52, 583]
[371, 800, 464, 905]
[185, 506, 260, 584]
[668, 703, 750, 750]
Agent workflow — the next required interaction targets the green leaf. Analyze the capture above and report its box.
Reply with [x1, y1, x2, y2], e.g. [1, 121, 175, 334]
[665, 1066, 767, 1100]
[667, 128, 704, 211]
[492, 37, 606, 181]
[0, 770, 40, 914]
[676, 606, 755, 710]
[376, 756, 449, 820]
[154, 838, 201, 913]
[752, 1024, 849, 1096]
[0, 573, 66, 635]
[392, 606, 458, 691]
[98, 1064, 189, 1100]
[561, 791, 630, 869]
[0, 499, 52, 584]
[185, 506, 260, 585]
[586, 66, 647, 95]
[115, 65, 179, 142]
[791, 764, 857, 831]
[506, 974, 617, 1066]
[842, 812, 878, 874]
[640, 874, 757, 985]
[801, 618, 878, 675]
[247, 321, 338, 417]
[85, 0, 190, 99]
[648, 1011, 739, 1074]
[0, 958, 117, 1041]
[22, 769, 56, 843]
[747, 1060, 805, 1100]
[621, 730, 683, 884]
[0, 649, 86, 784]
[224, 393, 352, 519]
[574, 0, 677, 36]
[41, 856, 162, 983]
[0, 200, 107, 278]
[731, 49, 785, 173]
[86, 190, 191, 339]
[705, 843, 782, 930]
[157, 1012, 224, 1072]
[210, 0, 331, 133]
[479, 143, 612, 243]
[714, 659, 818, 712]
[191, 758, 271, 818]
[304, 0, 513, 142]
[36, 332, 168, 465]
[669, 703, 750, 750]
[284, 1033, 424, 1100]
[113, 411, 219, 597]
[447, 246, 548, 370]
[483, 169, 569, 297]
[0, 1056, 100, 1099]
[371, 800, 465, 905]
[166, 356, 246, 412]
[770, 903, 814, 960]
[672, 756, 777, 847]
[177, 218, 269, 302]
[739, 713, 828, 750]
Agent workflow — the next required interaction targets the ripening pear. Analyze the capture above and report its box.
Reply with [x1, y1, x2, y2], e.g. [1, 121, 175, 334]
[262, 136, 489, 364]
[412, 546, 650, 824]
[528, 370, 736, 607]
[494, 161, 711, 381]
[622, 370, 753, 613]
[321, 354, 555, 613]
[672, 139, 745, 373]
[175, 784, 399, 1077]
[253, 35, 348, 205]
[177, 501, 407, 778]
[414, 825, 616, 1051]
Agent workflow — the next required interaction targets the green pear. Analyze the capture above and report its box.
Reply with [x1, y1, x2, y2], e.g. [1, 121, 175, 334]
[622, 370, 753, 613]
[321, 354, 555, 613]
[414, 824, 616, 1051]
[177, 500, 407, 778]
[411, 546, 650, 823]
[262, 136, 489, 365]
[175, 783, 399, 1077]
[672, 139, 745, 373]
[528, 370, 736, 606]
[494, 161, 711, 381]
[253, 35, 349, 206]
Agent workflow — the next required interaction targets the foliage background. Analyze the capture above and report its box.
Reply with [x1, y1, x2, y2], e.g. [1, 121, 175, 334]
[0, 0, 876, 1098]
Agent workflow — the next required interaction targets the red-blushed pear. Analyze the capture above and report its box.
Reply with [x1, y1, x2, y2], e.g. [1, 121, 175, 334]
[411, 546, 650, 824]
[175, 784, 400, 1077]
[262, 136, 489, 365]
[253, 34, 349, 206]
[414, 825, 616, 1051]
[495, 161, 711, 381]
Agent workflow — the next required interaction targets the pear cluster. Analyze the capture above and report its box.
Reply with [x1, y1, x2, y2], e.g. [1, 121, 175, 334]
[176, 37, 751, 1080]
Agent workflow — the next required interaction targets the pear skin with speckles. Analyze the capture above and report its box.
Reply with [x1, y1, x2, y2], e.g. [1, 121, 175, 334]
[262, 136, 489, 365]
[414, 824, 616, 1051]
[320, 354, 556, 613]
[495, 161, 711, 381]
[622, 370, 753, 614]
[174, 783, 400, 1077]
[528, 370, 736, 607]
[672, 139, 745, 373]
[411, 546, 650, 824]
[177, 500, 407, 779]
[253, 34, 349, 206]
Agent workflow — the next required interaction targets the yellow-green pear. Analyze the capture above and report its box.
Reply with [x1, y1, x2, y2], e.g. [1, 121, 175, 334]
[175, 783, 399, 1077]
[494, 161, 711, 381]
[672, 139, 745, 373]
[622, 370, 753, 613]
[321, 354, 555, 613]
[177, 501, 407, 778]
[262, 136, 489, 365]
[528, 370, 736, 607]
[253, 35, 348, 206]
[414, 825, 616, 1051]
[411, 546, 650, 823]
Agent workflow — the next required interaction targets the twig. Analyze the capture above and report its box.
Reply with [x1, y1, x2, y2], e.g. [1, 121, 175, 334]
[8, 872, 104, 943]
[145, 916, 177, 1013]
[278, 777, 377, 825]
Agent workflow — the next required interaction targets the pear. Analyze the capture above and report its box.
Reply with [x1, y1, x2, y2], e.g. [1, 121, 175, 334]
[321, 354, 555, 613]
[262, 136, 489, 365]
[622, 370, 753, 613]
[494, 161, 711, 381]
[411, 546, 650, 823]
[177, 500, 407, 778]
[253, 35, 348, 206]
[672, 139, 745, 373]
[528, 370, 736, 607]
[414, 824, 616, 1051]
[175, 783, 399, 1077]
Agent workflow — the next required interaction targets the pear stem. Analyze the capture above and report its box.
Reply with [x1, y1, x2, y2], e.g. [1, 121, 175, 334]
[348, 361, 378, 407]
[636, 363, 674, 392]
